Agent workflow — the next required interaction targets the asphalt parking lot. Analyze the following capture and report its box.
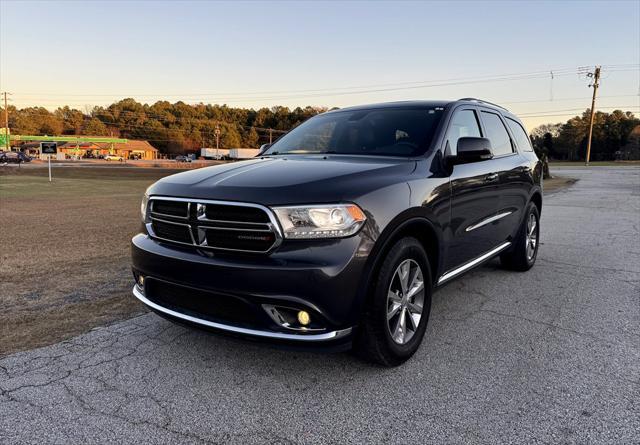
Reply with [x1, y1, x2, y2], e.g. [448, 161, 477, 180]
[1, 167, 638, 444]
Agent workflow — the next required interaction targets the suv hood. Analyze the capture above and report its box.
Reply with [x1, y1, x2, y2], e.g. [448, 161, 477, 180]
[148, 155, 416, 205]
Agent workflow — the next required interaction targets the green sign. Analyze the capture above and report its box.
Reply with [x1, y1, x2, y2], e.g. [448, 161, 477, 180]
[0, 128, 8, 147]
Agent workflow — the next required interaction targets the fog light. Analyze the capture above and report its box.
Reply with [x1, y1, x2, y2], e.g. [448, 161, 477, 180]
[297, 310, 310, 326]
[137, 275, 145, 287]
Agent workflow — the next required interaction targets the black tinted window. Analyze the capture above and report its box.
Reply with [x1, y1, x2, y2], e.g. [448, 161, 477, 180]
[445, 109, 481, 155]
[481, 112, 513, 156]
[506, 117, 533, 152]
[266, 107, 444, 157]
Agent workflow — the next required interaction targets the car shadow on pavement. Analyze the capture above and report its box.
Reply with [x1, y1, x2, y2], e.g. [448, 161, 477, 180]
[117, 261, 504, 377]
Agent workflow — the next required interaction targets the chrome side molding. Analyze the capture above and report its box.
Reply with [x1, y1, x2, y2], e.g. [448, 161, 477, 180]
[465, 211, 513, 232]
[132, 286, 352, 342]
[437, 241, 512, 285]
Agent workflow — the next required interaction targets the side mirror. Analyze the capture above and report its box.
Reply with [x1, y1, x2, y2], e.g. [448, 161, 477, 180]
[453, 137, 493, 164]
[258, 143, 272, 155]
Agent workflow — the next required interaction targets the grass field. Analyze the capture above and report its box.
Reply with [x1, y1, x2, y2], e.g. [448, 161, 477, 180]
[0, 166, 181, 356]
[0, 164, 578, 356]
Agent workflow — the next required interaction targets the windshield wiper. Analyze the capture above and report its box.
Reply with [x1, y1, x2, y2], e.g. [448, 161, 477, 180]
[264, 150, 337, 156]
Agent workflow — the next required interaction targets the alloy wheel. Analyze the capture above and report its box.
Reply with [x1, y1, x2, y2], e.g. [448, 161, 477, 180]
[526, 212, 538, 261]
[386, 259, 425, 345]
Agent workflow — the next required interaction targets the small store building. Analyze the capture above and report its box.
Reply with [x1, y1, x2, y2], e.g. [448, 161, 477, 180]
[57, 139, 158, 160]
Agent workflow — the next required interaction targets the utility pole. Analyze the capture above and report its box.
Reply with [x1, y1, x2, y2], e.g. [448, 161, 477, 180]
[214, 124, 221, 159]
[269, 128, 273, 144]
[2, 92, 9, 152]
[585, 66, 601, 166]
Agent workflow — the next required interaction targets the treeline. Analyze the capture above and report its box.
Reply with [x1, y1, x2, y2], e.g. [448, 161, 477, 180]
[4, 99, 639, 159]
[6, 99, 330, 154]
[531, 109, 639, 161]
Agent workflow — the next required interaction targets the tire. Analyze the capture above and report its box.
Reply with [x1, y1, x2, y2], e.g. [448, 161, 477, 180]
[500, 202, 540, 271]
[355, 237, 433, 367]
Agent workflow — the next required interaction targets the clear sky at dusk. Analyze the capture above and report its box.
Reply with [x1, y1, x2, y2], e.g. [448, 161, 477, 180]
[1, 0, 638, 129]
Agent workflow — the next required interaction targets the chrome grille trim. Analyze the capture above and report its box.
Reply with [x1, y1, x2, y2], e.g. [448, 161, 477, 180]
[145, 196, 283, 253]
[149, 200, 190, 220]
[149, 216, 197, 245]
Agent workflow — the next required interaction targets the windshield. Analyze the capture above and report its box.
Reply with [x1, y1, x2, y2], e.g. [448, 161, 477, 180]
[265, 107, 445, 157]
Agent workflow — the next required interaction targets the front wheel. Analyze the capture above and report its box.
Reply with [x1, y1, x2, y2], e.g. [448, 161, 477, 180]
[355, 237, 432, 367]
[500, 202, 540, 271]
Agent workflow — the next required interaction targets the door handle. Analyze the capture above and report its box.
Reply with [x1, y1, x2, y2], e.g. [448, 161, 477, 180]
[485, 173, 499, 182]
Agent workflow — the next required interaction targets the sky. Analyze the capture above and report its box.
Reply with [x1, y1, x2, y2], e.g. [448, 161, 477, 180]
[1, 0, 639, 130]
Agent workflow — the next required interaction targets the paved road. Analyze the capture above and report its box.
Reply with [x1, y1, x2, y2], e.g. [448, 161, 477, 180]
[1, 167, 638, 444]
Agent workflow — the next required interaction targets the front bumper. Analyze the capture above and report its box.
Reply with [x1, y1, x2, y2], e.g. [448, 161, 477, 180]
[132, 285, 352, 342]
[131, 232, 371, 344]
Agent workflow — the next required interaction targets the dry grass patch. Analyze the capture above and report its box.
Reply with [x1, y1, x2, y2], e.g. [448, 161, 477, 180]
[0, 167, 181, 356]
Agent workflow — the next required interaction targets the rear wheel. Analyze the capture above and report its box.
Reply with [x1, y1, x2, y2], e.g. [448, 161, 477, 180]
[355, 237, 432, 367]
[500, 202, 540, 271]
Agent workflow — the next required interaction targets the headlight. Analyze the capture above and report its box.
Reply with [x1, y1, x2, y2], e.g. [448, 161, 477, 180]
[272, 204, 366, 239]
[141, 191, 150, 222]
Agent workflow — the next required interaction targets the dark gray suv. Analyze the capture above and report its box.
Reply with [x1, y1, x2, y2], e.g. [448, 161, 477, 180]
[132, 99, 542, 366]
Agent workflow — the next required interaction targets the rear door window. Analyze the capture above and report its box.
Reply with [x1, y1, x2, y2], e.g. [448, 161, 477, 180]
[481, 111, 514, 156]
[445, 109, 482, 155]
[506, 117, 534, 152]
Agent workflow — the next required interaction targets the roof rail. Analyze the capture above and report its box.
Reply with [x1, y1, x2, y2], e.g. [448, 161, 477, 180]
[457, 98, 509, 111]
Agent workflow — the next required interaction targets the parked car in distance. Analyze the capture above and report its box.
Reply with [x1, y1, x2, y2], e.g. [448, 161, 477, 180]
[1, 151, 31, 163]
[132, 99, 543, 366]
[175, 155, 192, 163]
[104, 154, 124, 162]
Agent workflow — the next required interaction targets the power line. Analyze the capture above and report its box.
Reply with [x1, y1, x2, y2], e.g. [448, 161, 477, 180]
[11, 67, 585, 97]
[500, 94, 639, 105]
[517, 105, 639, 117]
[13, 66, 638, 103]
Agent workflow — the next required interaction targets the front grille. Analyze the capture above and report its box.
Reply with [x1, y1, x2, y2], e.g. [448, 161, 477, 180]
[203, 228, 277, 251]
[152, 200, 188, 218]
[145, 279, 260, 326]
[147, 198, 280, 253]
[152, 219, 192, 244]
[204, 204, 270, 223]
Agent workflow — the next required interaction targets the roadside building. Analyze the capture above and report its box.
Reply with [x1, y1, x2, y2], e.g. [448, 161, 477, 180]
[96, 140, 158, 160]
[58, 142, 102, 158]
[57, 139, 158, 160]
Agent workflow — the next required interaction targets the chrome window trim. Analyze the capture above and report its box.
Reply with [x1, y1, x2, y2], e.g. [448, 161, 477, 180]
[491, 152, 518, 160]
[465, 211, 513, 232]
[133, 286, 352, 342]
[437, 241, 512, 285]
[146, 196, 283, 253]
